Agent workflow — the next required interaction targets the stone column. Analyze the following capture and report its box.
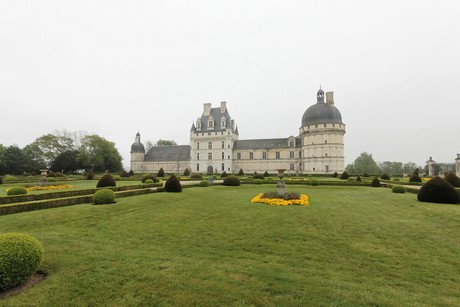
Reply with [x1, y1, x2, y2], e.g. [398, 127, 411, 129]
[456, 154, 460, 177]
[428, 157, 435, 177]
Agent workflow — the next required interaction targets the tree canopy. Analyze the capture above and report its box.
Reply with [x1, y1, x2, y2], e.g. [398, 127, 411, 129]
[77, 135, 123, 172]
[346, 152, 382, 175]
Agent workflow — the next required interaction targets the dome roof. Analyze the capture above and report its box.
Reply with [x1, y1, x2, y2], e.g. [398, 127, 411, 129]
[301, 88, 343, 126]
[130, 142, 145, 153]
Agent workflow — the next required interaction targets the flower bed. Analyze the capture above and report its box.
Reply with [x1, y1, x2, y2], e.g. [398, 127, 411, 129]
[26, 185, 73, 192]
[251, 193, 309, 206]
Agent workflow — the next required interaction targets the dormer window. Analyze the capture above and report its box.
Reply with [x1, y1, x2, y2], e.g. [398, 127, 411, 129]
[196, 120, 201, 130]
[221, 117, 226, 128]
[208, 120, 214, 128]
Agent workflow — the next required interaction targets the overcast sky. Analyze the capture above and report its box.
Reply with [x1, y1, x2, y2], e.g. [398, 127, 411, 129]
[1, 0, 459, 169]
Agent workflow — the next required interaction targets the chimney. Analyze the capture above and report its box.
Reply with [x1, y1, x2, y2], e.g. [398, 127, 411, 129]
[220, 101, 227, 113]
[203, 103, 212, 116]
[326, 92, 334, 105]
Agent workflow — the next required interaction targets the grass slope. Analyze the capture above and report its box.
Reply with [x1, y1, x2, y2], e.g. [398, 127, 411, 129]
[1, 185, 459, 306]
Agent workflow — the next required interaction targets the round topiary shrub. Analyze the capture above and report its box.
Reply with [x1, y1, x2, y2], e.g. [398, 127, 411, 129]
[253, 173, 264, 180]
[120, 170, 130, 177]
[444, 172, 460, 187]
[372, 177, 381, 187]
[238, 169, 244, 176]
[183, 168, 190, 176]
[96, 174, 116, 188]
[0, 233, 44, 291]
[199, 180, 209, 187]
[129, 170, 135, 176]
[340, 171, 350, 180]
[93, 189, 116, 205]
[86, 171, 94, 180]
[157, 167, 165, 178]
[417, 177, 459, 204]
[7, 186, 28, 196]
[392, 185, 406, 193]
[310, 179, 319, 186]
[223, 176, 240, 186]
[409, 174, 422, 183]
[220, 171, 228, 178]
[381, 173, 390, 180]
[142, 174, 159, 183]
[3, 176, 17, 183]
[165, 175, 182, 192]
[144, 179, 154, 184]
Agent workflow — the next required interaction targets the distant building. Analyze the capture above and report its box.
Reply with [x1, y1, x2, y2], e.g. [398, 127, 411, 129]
[131, 88, 346, 175]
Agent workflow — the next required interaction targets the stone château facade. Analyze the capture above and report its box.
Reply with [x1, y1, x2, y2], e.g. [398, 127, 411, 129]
[130, 88, 346, 175]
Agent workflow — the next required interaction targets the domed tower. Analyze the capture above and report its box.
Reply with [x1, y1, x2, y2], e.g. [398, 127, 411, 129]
[130, 132, 145, 172]
[299, 88, 346, 174]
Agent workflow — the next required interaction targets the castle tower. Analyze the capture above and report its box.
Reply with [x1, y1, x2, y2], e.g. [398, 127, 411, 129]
[299, 88, 346, 174]
[190, 102, 239, 174]
[130, 132, 145, 172]
[427, 157, 435, 177]
[456, 154, 460, 177]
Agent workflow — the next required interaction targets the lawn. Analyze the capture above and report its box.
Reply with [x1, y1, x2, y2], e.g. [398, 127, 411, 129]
[1, 185, 459, 306]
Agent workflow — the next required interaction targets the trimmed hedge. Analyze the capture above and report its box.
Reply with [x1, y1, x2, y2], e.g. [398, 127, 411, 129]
[310, 179, 319, 186]
[199, 180, 209, 187]
[7, 186, 28, 196]
[372, 177, 381, 187]
[96, 174, 116, 188]
[417, 177, 459, 204]
[392, 185, 406, 193]
[223, 176, 240, 186]
[157, 167, 165, 178]
[142, 174, 159, 183]
[0, 233, 44, 291]
[165, 175, 182, 192]
[444, 172, 460, 187]
[340, 171, 350, 180]
[93, 189, 116, 205]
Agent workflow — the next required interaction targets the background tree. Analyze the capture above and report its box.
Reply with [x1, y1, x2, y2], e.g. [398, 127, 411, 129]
[1, 145, 27, 175]
[77, 135, 123, 172]
[50, 150, 83, 173]
[155, 139, 177, 146]
[22, 143, 47, 173]
[403, 162, 419, 175]
[346, 152, 381, 175]
[380, 161, 403, 176]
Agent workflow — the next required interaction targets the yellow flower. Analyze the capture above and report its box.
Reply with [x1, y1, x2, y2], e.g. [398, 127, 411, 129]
[251, 193, 309, 206]
[26, 185, 73, 192]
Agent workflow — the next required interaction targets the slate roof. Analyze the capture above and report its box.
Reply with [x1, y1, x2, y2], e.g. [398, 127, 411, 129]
[193, 107, 232, 132]
[145, 145, 191, 161]
[234, 138, 300, 149]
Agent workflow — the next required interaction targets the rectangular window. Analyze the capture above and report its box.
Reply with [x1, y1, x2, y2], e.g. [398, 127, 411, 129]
[208, 120, 214, 128]
[222, 152, 224, 159]
[290, 163, 295, 171]
[197, 142, 200, 150]
[208, 152, 212, 160]
[221, 163, 225, 171]
[289, 141, 294, 148]
[262, 152, 267, 159]
[208, 142, 212, 149]
[197, 153, 199, 160]
[237, 153, 241, 160]
[290, 151, 294, 158]
[228, 155, 230, 159]
[197, 164, 199, 171]
[222, 141, 225, 149]
[299, 151, 302, 158]
[250, 152, 253, 160]
[276, 152, 280, 159]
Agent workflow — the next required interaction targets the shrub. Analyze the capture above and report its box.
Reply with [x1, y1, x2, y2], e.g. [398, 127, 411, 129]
[409, 174, 422, 183]
[392, 185, 406, 193]
[165, 175, 182, 192]
[113, 175, 121, 181]
[0, 233, 44, 291]
[356, 176, 362, 182]
[54, 172, 64, 177]
[190, 173, 203, 179]
[47, 171, 56, 177]
[393, 178, 400, 182]
[372, 177, 381, 187]
[7, 186, 28, 196]
[0, 177, 3, 184]
[253, 173, 265, 180]
[310, 179, 319, 186]
[183, 168, 190, 176]
[142, 174, 159, 183]
[417, 177, 459, 204]
[381, 173, 390, 180]
[223, 176, 240, 186]
[93, 189, 116, 205]
[157, 167, 165, 177]
[238, 169, 244, 176]
[340, 171, 350, 180]
[144, 179, 154, 184]
[96, 174, 116, 188]
[199, 180, 209, 187]
[86, 171, 94, 180]
[47, 177, 57, 182]
[444, 172, 460, 187]
[220, 171, 228, 178]
[254, 179, 263, 184]
[120, 170, 130, 177]
[332, 172, 338, 178]
[3, 176, 17, 182]
[129, 170, 134, 176]
[264, 171, 269, 177]
[347, 177, 355, 181]
[156, 187, 165, 192]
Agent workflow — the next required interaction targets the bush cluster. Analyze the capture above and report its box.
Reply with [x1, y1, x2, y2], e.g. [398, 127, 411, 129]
[157, 167, 165, 178]
[223, 176, 241, 186]
[120, 171, 130, 177]
[264, 171, 270, 177]
[128, 170, 135, 176]
[142, 174, 159, 183]
[392, 185, 406, 193]
[372, 177, 381, 187]
[340, 171, 350, 180]
[47, 171, 56, 177]
[96, 174, 116, 188]
[7, 186, 28, 196]
[444, 172, 460, 187]
[165, 175, 182, 192]
[54, 172, 64, 177]
[417, 177, 459, 204]
[0, 233, 44, 291]
[93, 189, 116, 205]
[381, 173, 390, 180]
[332, 172, 338, 178]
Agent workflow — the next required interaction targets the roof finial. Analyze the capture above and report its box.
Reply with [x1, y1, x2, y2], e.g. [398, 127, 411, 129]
[319, 83, 322, 90]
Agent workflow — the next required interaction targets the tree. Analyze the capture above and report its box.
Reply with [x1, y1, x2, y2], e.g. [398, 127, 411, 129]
[403, 162, 418, 175]
[346, 152, 381, 175]
[77, 135, 123, 172]
[50, 150, 83, 173]
[380, 161, 403, 176]
[22, 143, 47, 173]
[1, 145, 27, 175]
[155, 139, 177, 146]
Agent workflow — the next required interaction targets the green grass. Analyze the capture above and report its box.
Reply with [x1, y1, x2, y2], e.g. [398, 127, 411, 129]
[1, 185, 459, 306]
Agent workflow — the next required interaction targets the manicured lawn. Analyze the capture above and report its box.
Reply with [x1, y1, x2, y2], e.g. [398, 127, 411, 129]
[1, 185, 459, 306]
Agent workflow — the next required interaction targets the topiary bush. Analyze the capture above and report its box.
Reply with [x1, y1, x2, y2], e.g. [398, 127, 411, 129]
[264, 171, 270, 177]
[356, 176, 362, 182]
[93, 189, 116, 205]
[444, 172, 460, 187]
[165, 175, 182, 192]
[223, 176, 240, 186]
[86, 171, 94, 180]
[96, 173, 116, 188]
[310, 179, 319, 186]
[120, 170, 130, 177]
[409, 174, 422, 183]
[144, 179, 154, 184]
[54, 172, 64, 177]
[3, 176, 17, 183]
[381, 173, 390, 180]
[340, 171, 350, 180]
[417, 177, 459, 204]
[47, 171, 56, 177]
[157, 167, 165, 178]
[112, 175, 121, 181]
[183, 168, 190, 176]
[0, 233, 44, 291]
[47, 177, 57, 182]
[142, 174, 159, 183]
[199, 180, 209, 187]
[190, 173, 203, 179]
[392, 185, 406, 193]
[253, 173, 264, 180]
[129, 170, 134, 176]
[332, 172, 338, 178]
[7, 186, 28, 196]
[238, 169, 244, 176]
[372, 177, 381, 187]
[220, 171, 228, 178]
